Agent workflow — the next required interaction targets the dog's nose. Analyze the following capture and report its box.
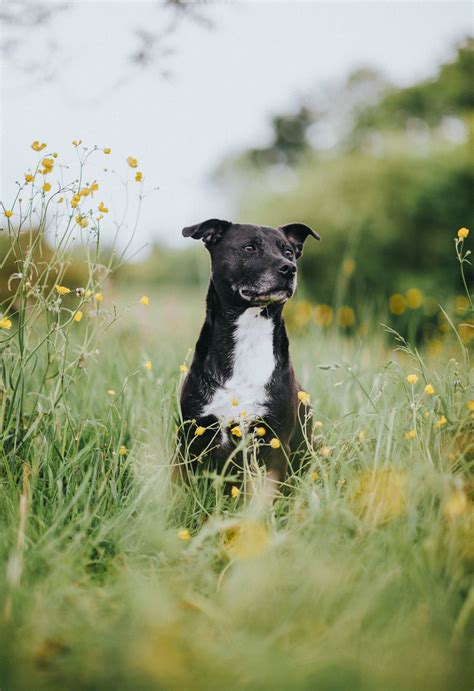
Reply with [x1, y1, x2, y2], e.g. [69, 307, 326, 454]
[278, 262, 296, 276]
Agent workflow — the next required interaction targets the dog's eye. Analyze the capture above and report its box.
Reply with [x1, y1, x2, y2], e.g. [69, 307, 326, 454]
[243, 244, 256, 252]
[283, 248, 294, 258]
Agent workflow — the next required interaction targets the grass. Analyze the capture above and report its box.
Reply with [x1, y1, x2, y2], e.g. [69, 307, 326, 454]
[1, 146, 473, 690]
[0, 286, 473, 691]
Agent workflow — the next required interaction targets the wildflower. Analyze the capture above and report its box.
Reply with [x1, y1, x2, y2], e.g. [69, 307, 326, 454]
[104, 147, 111, 154]
[434, 415, 447, 429]
[444, 490, 468, 520]
[178, 528, 191, 541]
[54, 285, 70, 296]
[269, 437, 280, 449]
[126, 156, 138, 168]
[405, 429, 417, 440]
[230, 397, 239, 407]
[24, 173, 34, 184]
[231, 486, 240, 498]
[95, 292, 103, 302]
[135, 171, 143, 182]
[457, 227, 469, 240]
[311, 471, 319, 481]
[406, 288, 423, 310]
[75, 215, 89, 229]
[41, 157, 54, 171]
[313, 303, 333, 327]
[255, 426, 266, 437]
[119, 445, 127, 456]
[72, 139, 82, 147]
[231, 426, 242, 438]
[351, 469, 407, 523]
[406, 374, 419, 385]
[3, 210, 13, 218]
[31, 140, 47, 151]
[140, 295, 149, 306]
[79, 187, 91, 197]
[467, 400, 474, 412]
[320, 445, 332, 457]
[389, 293, 406, 315]
[297, 390, 311, 406]
[89, 182, 99, 195]
[144, 360, 152, 370]
[0, 317, 12, 330]
[223, 520, 269, 559]
[98, 201, 108, 213]
[70, 194, 81, 208]
[424, 384, 435, 395]
[42, 182, 51, 192]
[337, 305, 355, 327]
[107, 389, 116, 396]
[73, 311, 83, 323]
[194, 426, 206, 436]
[179, 364, 188, 373]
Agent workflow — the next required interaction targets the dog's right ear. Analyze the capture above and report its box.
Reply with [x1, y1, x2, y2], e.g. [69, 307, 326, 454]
[182, 218, 232, 247]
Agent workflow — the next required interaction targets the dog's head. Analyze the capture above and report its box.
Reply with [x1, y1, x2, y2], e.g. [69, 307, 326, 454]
[182, 219, 320, 306]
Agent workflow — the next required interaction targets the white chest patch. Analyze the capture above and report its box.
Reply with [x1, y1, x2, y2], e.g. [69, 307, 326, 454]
[202, 307, 275, 425]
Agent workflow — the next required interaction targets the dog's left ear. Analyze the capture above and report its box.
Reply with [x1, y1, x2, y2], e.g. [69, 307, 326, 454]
[281, 223, 320, 259]
[182, 218, 232, 247]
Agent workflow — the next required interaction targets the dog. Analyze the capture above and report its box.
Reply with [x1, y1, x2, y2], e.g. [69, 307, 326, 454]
[178, 219, 320, 490]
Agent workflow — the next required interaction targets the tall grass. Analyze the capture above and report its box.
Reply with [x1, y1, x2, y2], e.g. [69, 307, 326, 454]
[0, 145, 473, 690]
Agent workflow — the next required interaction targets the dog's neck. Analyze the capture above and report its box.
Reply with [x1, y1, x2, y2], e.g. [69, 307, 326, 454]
[193, 281, 290, 385]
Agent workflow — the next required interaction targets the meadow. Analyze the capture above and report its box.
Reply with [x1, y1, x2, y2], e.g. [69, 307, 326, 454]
[0, 144, 473, 690]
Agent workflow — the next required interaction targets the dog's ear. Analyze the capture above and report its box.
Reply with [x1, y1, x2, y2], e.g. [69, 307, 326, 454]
[182, 218, 232, 247]
[281, 223, 320, 259]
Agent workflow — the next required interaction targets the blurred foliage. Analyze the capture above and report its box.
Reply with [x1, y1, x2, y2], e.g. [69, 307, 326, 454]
[214, 38, 474, 320]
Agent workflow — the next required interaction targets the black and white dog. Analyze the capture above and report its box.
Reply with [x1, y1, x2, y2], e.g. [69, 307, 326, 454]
[178, 219, 320, 488]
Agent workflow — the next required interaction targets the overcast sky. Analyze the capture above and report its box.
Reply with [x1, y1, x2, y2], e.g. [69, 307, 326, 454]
[1, 1, 471, 254]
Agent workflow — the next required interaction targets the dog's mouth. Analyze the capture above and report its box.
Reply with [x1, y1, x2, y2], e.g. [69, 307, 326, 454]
[239, 287, 293, 304]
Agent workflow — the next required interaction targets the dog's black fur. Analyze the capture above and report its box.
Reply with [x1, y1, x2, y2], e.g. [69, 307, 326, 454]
[178, 219, 319, 484]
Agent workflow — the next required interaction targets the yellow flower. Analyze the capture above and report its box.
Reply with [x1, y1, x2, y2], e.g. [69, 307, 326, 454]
[444, 490, 468, 519]
[95, 292, 103, 302]
[337, 305, 355, 327]
[127, 156, 138, 168]
[55, 285, 70, 296]
[457, 227, 469, 240]
[434, 415, 447, 429]
[73, 310, 83, 322]
[24, 173, 34, 184]
[223, 520, 269, 559]
[313, 303, 333, 327]
[405, 429, 417, 440]
[42, 182, 51, 192]
[310, 471, 319, 481]
[255, 426, 266, 437]
[98, 201, 108, 213]
[231, 486, 240, 498]
[89, 182, 99, 195]
[119, 445, 127, 456]
[424, 384, 435, 395]
[297, 390, 311, 406]
[135, 171, 143, 182]
[72, 139, 82, 147]
[31, 140, 47, 151]
[269, 437, 280, 449]
[140, 295, 149, 306]
[389, 293, 406, 315]
[467, 400, 474, 412]
[406, 374, 418, 385]
[179, 364, 188, 373]
[70, 193, 81, 208]
[3, 210, 13, 218]
[406, 288, 423, 310]
[231, 397, 239, 407]
[231, 426, 242, 438]
[0, 317, 12, 330]
[320, 445, 332, 457]
[194, 426, 206, 436]
[42, 157, 54, 170]
[351, 469, 407, 524]
[104, 147, 111, 154]
[178, 528, 191, 541]
[75, 215, 89, 229]
[107, 389, 116, 396]
[144, 360, 152, 370]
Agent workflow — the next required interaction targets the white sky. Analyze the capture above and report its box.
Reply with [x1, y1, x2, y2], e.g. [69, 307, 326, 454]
[1, 1, 472, 254]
